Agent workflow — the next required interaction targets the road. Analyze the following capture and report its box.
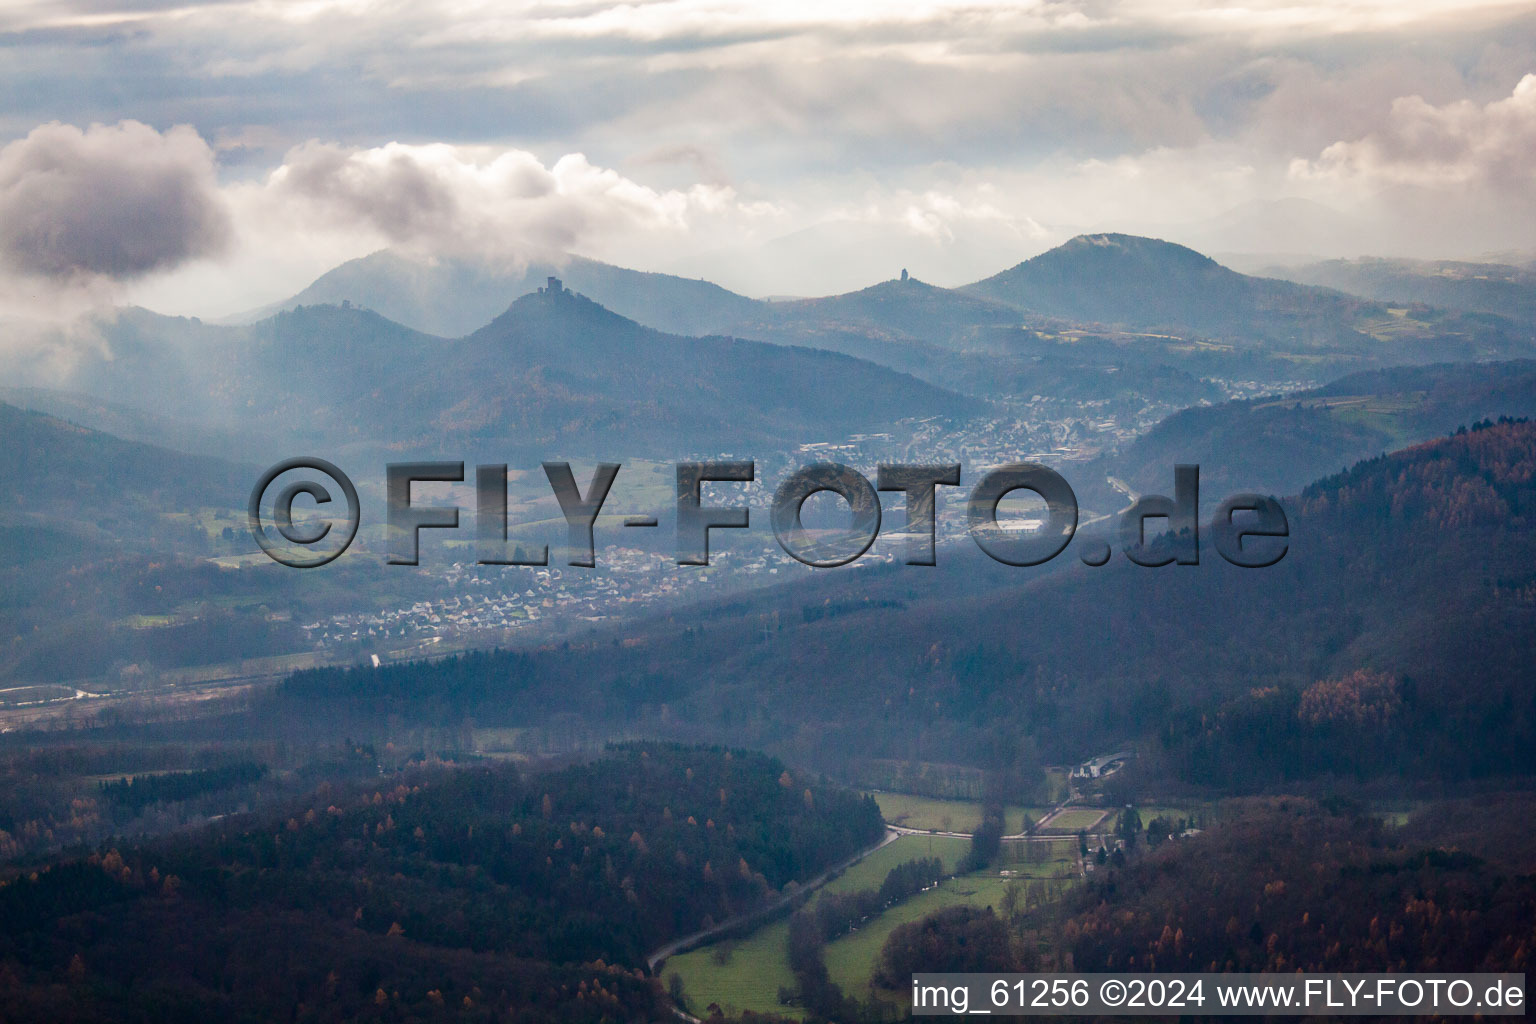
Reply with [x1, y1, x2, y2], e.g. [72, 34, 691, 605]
[0, 673, 281, 733]
[645, 827, 902, 974]
[1079, 474, 1140, 529]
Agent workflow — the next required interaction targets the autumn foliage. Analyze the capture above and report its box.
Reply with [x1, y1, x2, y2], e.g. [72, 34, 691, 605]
[1298, 669, 1401, 728]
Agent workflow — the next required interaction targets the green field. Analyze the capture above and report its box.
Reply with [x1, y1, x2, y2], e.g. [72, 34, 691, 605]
[664, 834, 970, 1019]
[822, 835, 972, 893]
[663, 836, 1080, 1018]
[665, 918, 800, 1020]
[1041, 807, 1109, 831]
[824, 874, 1022, 998]
[870, 793, 1049, 834]
[996, 839, 1078, 878]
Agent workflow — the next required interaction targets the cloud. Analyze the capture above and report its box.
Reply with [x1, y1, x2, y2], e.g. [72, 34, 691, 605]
[628, 143, 732, 188]
[1294, 73, 1536, 190]
[3, 3, 1535, 314]
[264, 140, 743, 262]
[115, 135, 788, 317]
[9, 1, 1532, 177]
[0, 120, 230, 283]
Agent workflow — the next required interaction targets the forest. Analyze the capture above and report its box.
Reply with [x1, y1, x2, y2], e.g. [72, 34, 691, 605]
[1057, 797, 1536, 975]
[0, 744, 883, 1022]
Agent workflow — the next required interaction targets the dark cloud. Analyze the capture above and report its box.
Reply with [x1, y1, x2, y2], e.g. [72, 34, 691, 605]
[264, 140, 732, 262]
[276, 141, 464, 242]
[0, 120, 229, 281]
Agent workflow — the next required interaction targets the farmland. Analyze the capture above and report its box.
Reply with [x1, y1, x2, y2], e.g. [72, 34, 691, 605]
[663, 835, 1080, 1019]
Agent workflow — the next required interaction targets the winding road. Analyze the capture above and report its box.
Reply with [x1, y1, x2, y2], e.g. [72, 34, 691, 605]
[645, 827, 902, 974]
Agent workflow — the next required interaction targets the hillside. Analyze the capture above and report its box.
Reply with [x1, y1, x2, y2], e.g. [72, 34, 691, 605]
[0, 386, 263, 463]
[755, 277, 1024, 341]
[963, 233, 1535, 361]
[714, 274, 1228, 408]
[222, 241, 1536, 420]
[279, 420, 1536, 790]
[390, 284, 979, 456]
[1061, 798, 1536, 974]
[21, 292, 977, 462]
[0, 400, 463, 687]
[714, 277, 1013, 374]
[0, 293, 978, 688]
[0, 745, 882, 1022]
[707, 237, 1536, 405]
[966, 233, 1365, 339]
[0, 402, 254, 542]
[1266, 256, 1536, 323]
[1082, 359, 1536, 506]
[27, 305, 449, 455]
[184, 241, 1536, 424]
[0, 402, 322, 684]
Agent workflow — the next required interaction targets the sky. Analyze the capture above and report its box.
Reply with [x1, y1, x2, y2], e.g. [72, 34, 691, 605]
[0, 0, 1534, 316]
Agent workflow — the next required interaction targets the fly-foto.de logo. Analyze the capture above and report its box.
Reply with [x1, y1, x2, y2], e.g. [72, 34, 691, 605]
[249, 459, 1287, 571]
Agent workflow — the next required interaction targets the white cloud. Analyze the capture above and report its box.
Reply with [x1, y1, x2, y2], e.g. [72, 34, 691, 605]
[1294, 73, 1536, 189]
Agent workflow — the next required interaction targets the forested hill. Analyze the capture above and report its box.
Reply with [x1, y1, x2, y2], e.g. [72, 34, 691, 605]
[278, 420, 1536, 790]
[963, 233, 1533, 360]
[1063, 797, 1536, 974]
[0, 744, 883, 1022]
[1267, 255, 1536, 322]
[1077, 359, 1536, 509]
[0, 401, 252, 526]
[29, 289, 978, 462]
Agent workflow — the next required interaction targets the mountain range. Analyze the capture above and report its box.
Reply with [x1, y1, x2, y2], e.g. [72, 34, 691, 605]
[15, 284, 975, 462]
[385, 284, 977, 457]
[8, 230, 1536, 721]
[233, 249, 759, 339]
[218, 234, 1536, 409]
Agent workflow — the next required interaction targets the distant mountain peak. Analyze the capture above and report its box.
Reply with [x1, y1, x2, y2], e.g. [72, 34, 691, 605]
[854, 275, 944, 296]
[1053, 232, 1222, 268]
[486, 279, 644, 337]
[961, 231, 1371, 340]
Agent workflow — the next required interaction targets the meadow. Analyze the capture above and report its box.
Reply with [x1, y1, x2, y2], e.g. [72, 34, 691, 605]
[869, 792, 1051, 834]
[663, 835, 1081, 1019]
